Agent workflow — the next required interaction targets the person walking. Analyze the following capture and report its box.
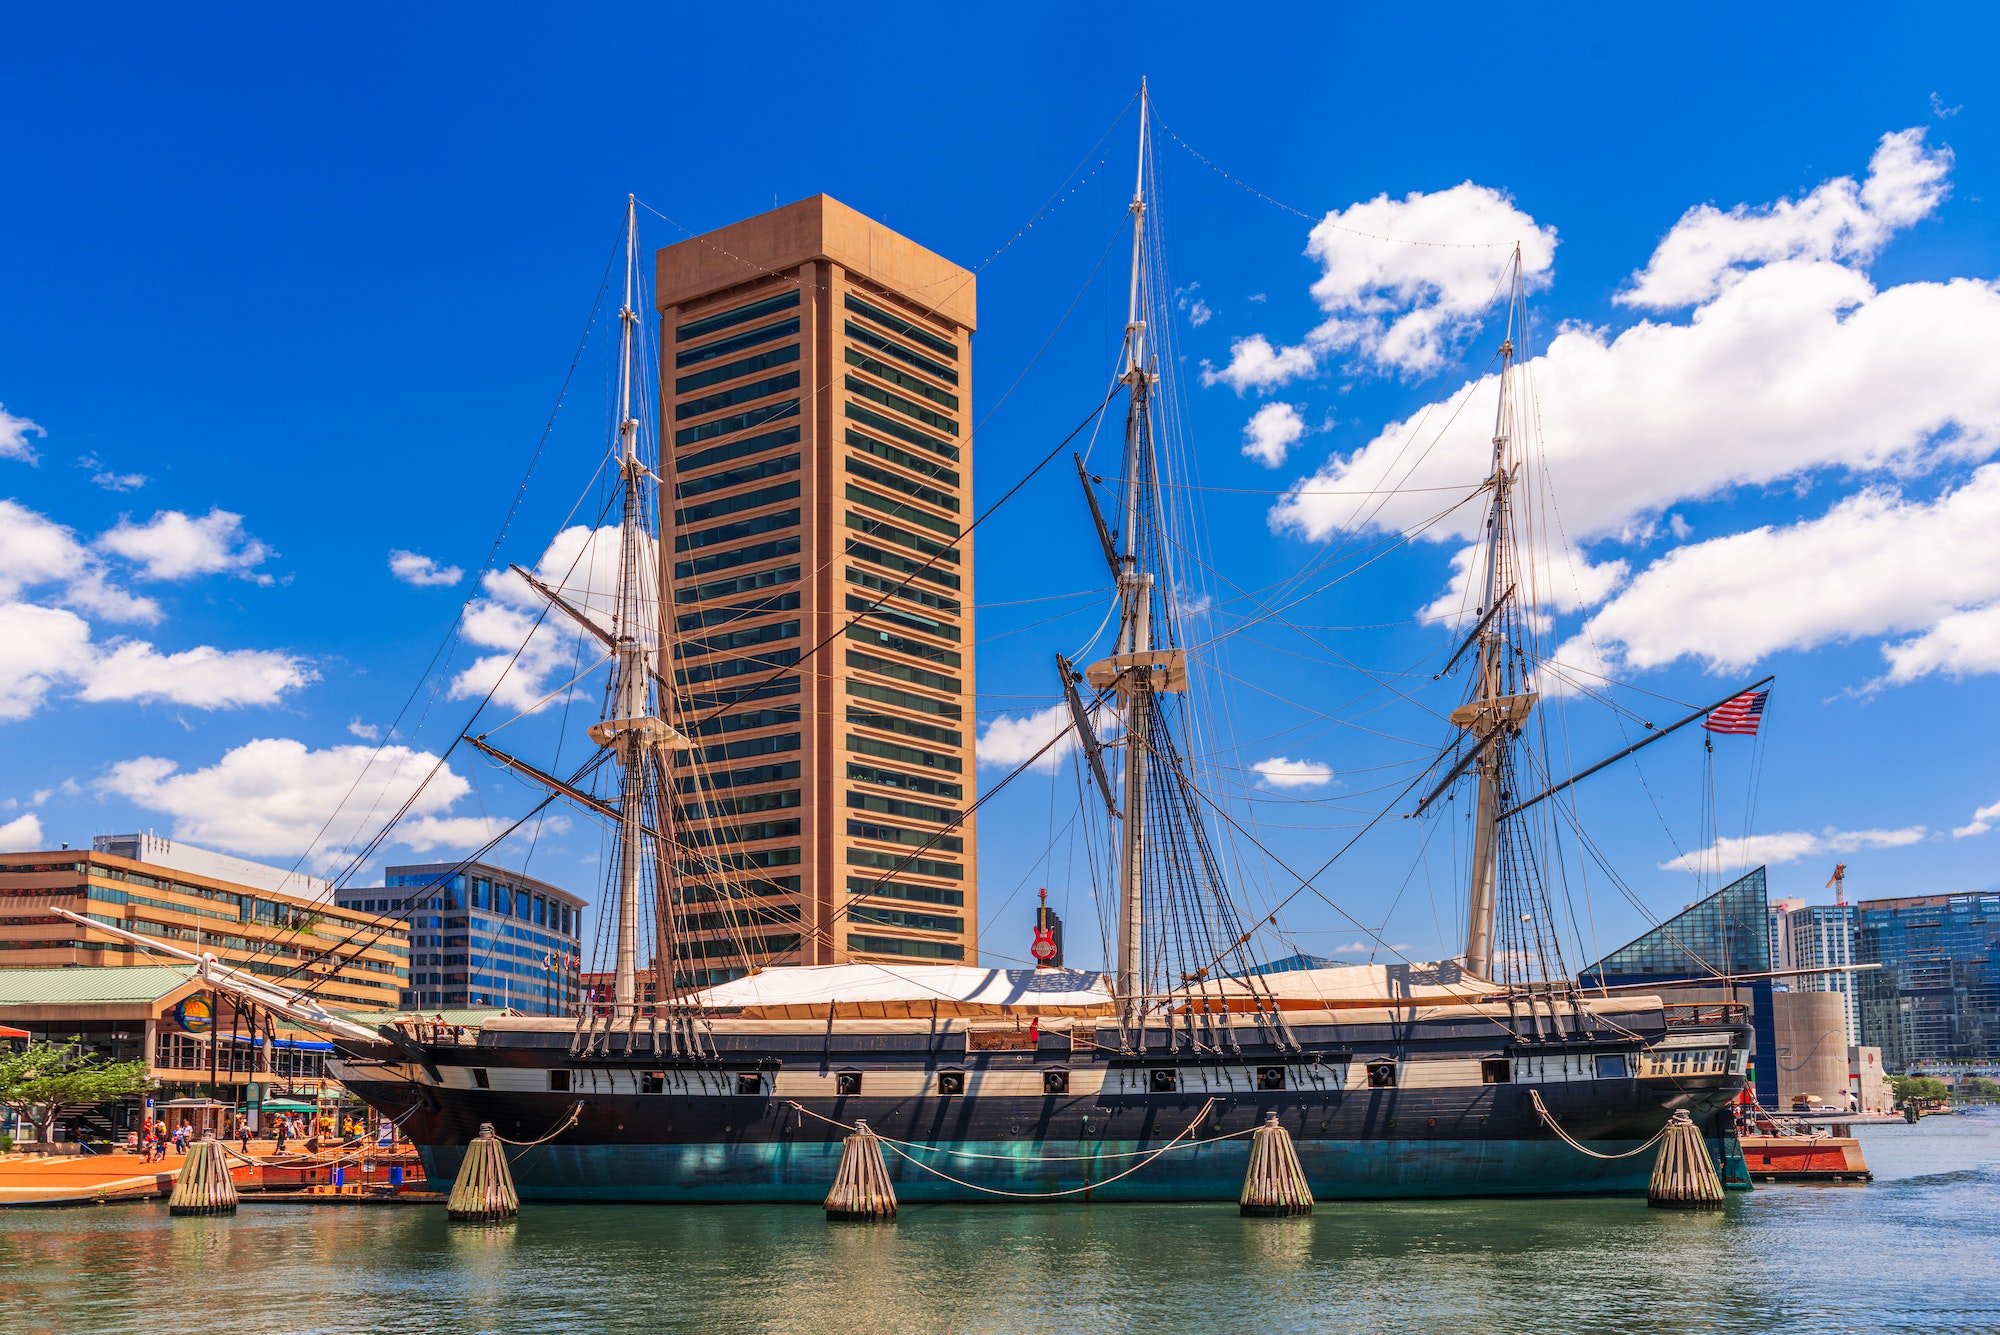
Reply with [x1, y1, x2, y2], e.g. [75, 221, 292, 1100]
[237, 1116, 251, 1155]
[273, 1117, 290, 1155]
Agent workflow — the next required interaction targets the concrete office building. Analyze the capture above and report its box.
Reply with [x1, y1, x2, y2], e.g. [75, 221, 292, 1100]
[0, 840, 408, 1012]
[655, 195, 978, 983]
[336, 862, 583, 1016]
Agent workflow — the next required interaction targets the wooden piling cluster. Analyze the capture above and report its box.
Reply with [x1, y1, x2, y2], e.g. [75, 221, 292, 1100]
[824, 1120, 897, 1221]
[1647, 1109, 1725, 1209]
[446, 1124, 520, 1222]
[1240, 1112, 1314, 1217]
[167, 1132, 239, 1216]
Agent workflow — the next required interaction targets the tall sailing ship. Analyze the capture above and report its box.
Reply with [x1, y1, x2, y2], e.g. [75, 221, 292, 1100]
[71, 87, 1755, 1201]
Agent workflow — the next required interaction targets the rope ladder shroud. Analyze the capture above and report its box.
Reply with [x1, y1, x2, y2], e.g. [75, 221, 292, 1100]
[446, 1123, 521, 1222]
[168, 1132, 239, 1216]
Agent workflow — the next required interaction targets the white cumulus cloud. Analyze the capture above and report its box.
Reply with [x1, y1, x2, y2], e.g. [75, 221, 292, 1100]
[1251, 756, 1334, 789]
[78, 642, 316, 709]
[0, 812, 44, 851]
[1241, 402, 1306, 468]
[99, 508, 272, 582]
[451, 525, 636, 714]
[1660, 825, 1926, 874]
[0, 404, 44, 464]
[1952, 798, 2000, 839]
[1621, 128, 1951, 309]
[389, 549, 464, 588]
[97, 738, 507, 866]
[1205, 183, 1555, 388]
[976, 704, 1081, 775]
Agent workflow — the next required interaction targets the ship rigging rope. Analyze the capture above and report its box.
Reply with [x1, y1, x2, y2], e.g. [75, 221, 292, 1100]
[493, 1100, 585, 1149]
[787, 1099, 1249, 1197]
[1526, 1089, 1672, 1161]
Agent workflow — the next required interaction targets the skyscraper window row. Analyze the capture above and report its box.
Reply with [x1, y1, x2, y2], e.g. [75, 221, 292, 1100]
[845, 403, 958, 461]
[678, 563, 801, 604]
[843, 512, 960, 564]
[847, 706, 963, 749]
[674, 761, 802, 795]
[846, 848, 964, 882]
[844, 320, 959, 384]
[850, 904, 966, 936]
[843, 565, 961, 617]
[847, 733, 962, 773]
[844, 649, 960, 695]
[675, 590, 803, 632]
[845, 761, 962, 802]
[676, 288, 802, 343]
[675, 479, 801, 528]
[674, 398, 800, 448]
[680, 424, 803, 474]
[678, 371, 803, 422]
[676, 619, 800, 659]
[844, 484, 959, 537]
[677, 342, 802, 395]
[845, 625, 961, 668]
[678, 509, 802, 554]
[677, 788, 802, 822]
[846, 454, 960, 512]
[682, 678, 801, 714]
[847, 933, 966, 962]
[691, 705, 801, 739]
[844, 348, 960, 411]
[844, 428, 959, 486]
[674, 452, 801, 501]
[845, 377, 956, 436]
[848, 819, 964, 855]
[675, 316, 801, 368]
[846, 678, 961, 721]
[843, 537, 961, 590]
[674, 535, 803, 581]
[845, 594, 960, 643]
[846, 789, 960, 825]
[673, 647, 800, 687]
[846, 875, 966, 908]
[696, 733, 801, 766]
[679, 817, 803, 847]
[843, 291, 958, 358]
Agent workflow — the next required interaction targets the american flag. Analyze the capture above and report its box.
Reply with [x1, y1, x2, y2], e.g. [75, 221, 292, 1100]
[1704, 689, 1770, 736]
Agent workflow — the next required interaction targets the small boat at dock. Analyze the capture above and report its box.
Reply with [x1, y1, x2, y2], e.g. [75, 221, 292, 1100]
[1737, 1110, 1872, 1183]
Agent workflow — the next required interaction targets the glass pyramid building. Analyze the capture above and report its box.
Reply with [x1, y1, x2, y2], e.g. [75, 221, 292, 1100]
[1581, 866, 1776, 1105]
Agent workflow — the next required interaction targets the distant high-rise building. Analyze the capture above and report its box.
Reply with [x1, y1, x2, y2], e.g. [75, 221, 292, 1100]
[1856, 891, 2000, 1070]
[335, 862, 583, 1015]
[1772, 901, 1860, 1048]
[654, 195, 978, 984]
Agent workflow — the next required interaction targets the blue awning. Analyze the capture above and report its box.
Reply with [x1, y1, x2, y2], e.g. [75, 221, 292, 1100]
[219, 1033, 336, 1053]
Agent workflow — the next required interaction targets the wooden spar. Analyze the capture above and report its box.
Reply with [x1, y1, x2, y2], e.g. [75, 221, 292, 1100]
[168, 1132, 238, 1216]
[824, 1120, 897, 1221]
[1498, 674, 1777, 822]
[446, 1124, 520, 1222]
[1239, 1112, 1313, 1217]
[1647, 1110, 1724, 1209]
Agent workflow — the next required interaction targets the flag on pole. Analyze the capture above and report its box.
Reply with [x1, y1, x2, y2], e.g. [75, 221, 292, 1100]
[1703, 689, 1770, 736]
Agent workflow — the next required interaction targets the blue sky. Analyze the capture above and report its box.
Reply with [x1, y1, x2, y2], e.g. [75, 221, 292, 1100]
[3, 4, 1997, 975]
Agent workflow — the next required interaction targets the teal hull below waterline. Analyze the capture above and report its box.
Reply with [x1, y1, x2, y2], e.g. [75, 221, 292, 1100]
[421, 1136, 1750, 1203]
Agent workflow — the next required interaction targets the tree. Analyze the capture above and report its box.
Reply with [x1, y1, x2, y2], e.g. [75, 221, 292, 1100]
[1889, 1074, 1950, 1106]
[1957, 1077, 2000, 1103]
[0, 1040, 153, 1142]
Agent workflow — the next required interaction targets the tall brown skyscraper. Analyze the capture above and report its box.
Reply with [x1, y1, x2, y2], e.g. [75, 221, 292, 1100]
[656, 196, 977, 981]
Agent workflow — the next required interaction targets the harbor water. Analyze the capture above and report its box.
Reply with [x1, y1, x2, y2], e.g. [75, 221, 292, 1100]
[3, 1111, 1996, 1333]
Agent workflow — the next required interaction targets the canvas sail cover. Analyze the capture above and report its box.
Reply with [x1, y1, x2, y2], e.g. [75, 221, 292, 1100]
[688, 964, 1115, 1019]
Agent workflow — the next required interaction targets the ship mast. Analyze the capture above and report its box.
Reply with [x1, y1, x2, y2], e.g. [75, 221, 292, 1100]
[1453, 252, 1534, 981]
[1081, 79, 1189, 1028]
[588, 195, 682, 1020]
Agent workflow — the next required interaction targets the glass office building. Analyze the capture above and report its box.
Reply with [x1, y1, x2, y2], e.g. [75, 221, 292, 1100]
[1856, 891, 2000, 1070]
[336, 861, 584, 1016]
